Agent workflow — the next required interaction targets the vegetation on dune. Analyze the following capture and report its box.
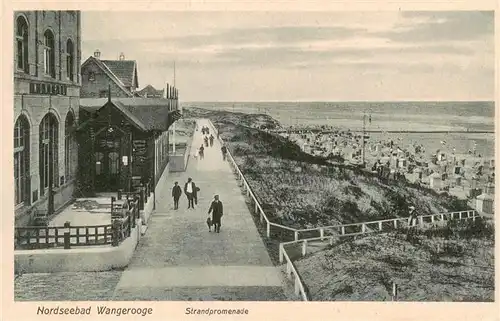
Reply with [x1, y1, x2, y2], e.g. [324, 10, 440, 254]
[184, 107, 472, 229]
[184, 107, 494, 302]
[296, 218, 494, 301]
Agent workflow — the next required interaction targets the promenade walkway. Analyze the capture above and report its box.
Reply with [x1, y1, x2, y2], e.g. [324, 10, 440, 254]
[111, 119, 286, 300]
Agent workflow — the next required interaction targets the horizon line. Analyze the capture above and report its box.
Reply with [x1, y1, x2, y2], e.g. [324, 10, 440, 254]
[180, 100, 495, 103]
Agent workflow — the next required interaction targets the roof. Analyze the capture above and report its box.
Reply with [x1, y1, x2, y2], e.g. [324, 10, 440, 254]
[137, 85, 164, 97]
[79, 97, 177, 132]
[101, 60, 138, 88]
[81, 57, 134, 97]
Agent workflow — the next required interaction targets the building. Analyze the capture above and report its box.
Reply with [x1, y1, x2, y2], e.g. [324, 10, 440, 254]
[14, 11, 81, 227]
[77, 88, 180, 196]
[137, 85, 165, 98]
[80, 50, 139, 98]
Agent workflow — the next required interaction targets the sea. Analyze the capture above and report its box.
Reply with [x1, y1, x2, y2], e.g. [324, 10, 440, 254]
[182, 101, 496, 158]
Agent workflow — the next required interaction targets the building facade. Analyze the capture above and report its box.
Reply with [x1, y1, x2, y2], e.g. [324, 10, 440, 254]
[14, 11, 81, 226]
[80, 50, 139, 98]
[77, 92, 180, 196]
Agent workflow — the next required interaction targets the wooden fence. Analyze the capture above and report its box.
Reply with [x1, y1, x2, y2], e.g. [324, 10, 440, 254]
[15, 192, 142, 250]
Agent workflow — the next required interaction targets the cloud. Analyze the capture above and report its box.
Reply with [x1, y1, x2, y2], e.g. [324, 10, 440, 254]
[375, 11, 494, 43]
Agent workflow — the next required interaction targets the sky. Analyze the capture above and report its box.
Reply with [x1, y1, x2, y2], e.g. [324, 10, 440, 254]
[81, 11, 494, 102]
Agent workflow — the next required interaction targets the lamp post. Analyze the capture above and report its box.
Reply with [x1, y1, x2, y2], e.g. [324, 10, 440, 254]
[362, 109, 372, 168]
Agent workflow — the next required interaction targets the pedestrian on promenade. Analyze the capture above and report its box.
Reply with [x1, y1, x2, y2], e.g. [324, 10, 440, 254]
[206, 127, 210, 135]
[184, 178, 198, 209]
[199, 145, 205, 160]
[204, 136, 209, 147]
[208, 195, 223, 233]
[201, 126, 206, 135]
[221, 145, 228, 161]
[172, 182, 182, 210]
[209, 134, 214, 147]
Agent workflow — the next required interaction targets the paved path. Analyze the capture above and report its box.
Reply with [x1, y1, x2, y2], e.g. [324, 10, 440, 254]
[15, 119, 287, 301]
[111, 119, 286, 300]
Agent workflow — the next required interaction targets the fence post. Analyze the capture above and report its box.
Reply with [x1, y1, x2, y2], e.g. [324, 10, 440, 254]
[431, 215, 434, 223]
[279, 244, 284, 263]
[131, 209, 136, 228]
[260, 212, 264, 224]
[378, 221, 383, 231]
[361, 224, 366, 233]
[341, 226, 345, 235]
[294, 230, 299, 241]
[320, 228, 324, 240]
[139, 185, 145, 210]
[63, 221, 71, 250]
[302, 240, 307, 257]
[440, 214, 444, 221]
[294, 276, 300, 295]
[266, 222, 270, 238]
[255, 202, 258, 214]
[286, 261, 292, 277]
[419, 216, 424, 227]
[111, 220, 120, 247]
[393, 220, 397, 229]
[329, 237, 334, 245]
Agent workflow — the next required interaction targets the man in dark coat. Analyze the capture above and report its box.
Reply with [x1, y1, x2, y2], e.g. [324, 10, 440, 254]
[208, 195, 223, 233]
[172, 181, 182, 210]
[184, 178, 198, 209]
[209, 134, 214, 147]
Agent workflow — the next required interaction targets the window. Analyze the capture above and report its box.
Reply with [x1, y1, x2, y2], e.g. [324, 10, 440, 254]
[66, 39, 74, 81]
[109, 152, 119, 174]
[14, 115, 30, 205]
[43, 30, 55, 77]
[65, 112, 75, 181]
[88, 71, 95, 82]
[16, 16, 29, 73]
[39, 113, 58, 196]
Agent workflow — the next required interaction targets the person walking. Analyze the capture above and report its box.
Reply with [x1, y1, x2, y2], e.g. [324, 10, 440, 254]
[221, 145, 228, 161]
[204, 136, 209, 147]
[208, 195, 223, 233]
[172, 182, 182, 210]
[184, 178, 198, 209]
[199, 145, 205, 160]
[209, 134, 214, 147]
[407, 205, 419, 227]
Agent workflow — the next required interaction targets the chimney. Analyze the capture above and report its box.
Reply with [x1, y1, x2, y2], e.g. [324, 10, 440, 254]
[119, 52, 125, 61]
[94, 49, 101, 59]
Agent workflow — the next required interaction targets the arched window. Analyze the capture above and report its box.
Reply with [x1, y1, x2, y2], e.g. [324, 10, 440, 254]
[39, 113, 59, 196]
[66, 39, 74, 81]
[43, 30, 55, 77]
[65, 112, 75, 182]
[14, 115, 30, 205]
[16, 16, 29, 73]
